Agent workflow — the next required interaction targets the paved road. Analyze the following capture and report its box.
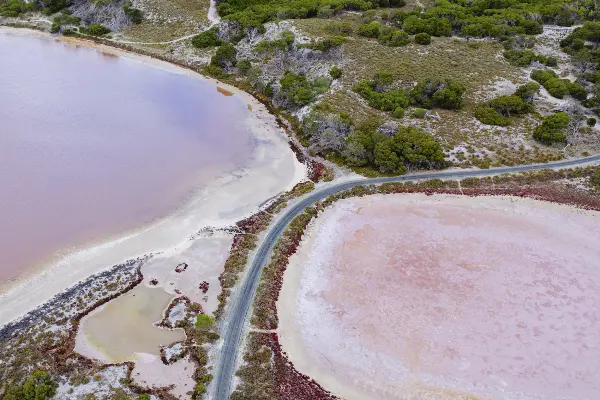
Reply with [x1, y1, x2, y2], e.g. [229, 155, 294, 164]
[213, 154, 600, 399]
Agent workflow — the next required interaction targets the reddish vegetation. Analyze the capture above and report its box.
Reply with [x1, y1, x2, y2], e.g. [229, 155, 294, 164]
[252, 210, 316, 330]
[236, 211, 272, 235]
[149, 279, 158, 286]
[175, 263, 188, 273]
[259, 332, 339, 400]
[308, 160, 326, 182]
[198, 281, 209, 294]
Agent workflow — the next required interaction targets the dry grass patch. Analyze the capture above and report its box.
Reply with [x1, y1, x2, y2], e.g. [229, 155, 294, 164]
[123, 21, 197, 42]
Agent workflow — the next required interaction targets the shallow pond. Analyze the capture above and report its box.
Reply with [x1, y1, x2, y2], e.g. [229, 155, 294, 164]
[78, 285, 185, 362]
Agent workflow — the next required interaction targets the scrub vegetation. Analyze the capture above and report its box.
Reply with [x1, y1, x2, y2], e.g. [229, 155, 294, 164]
[4, 0, 600, 398]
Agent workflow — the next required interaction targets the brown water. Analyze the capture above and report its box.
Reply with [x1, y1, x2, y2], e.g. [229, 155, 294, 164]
[0, 32, 253, 283]
[80, 285, 185, 362]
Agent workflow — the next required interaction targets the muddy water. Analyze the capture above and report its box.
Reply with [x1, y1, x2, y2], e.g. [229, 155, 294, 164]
[0, 32, 252, 283]
[79, 285, 185, 362]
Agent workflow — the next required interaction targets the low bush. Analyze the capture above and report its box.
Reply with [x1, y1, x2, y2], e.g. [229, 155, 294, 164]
[412, 108, 426, 118]
[298, 35, 345, 51]
[514, 81, 541, 101]
[358, 21, 380, 38]
[533, 112, 570, 144]
[531, 69, 587, 100]
[123, 2, 143, 24]
[211, 43, 237, 68]
[196, 314, 216, 330]
[475, 105, 511, 126]
[409, 78, 465, 110]
[414, 32, 431, 45]
[392, 107, 405, 118]
[3, 370, 57, 400]
[378, 29, 411, 46]
[236, 59, 252, 74]
[82, 24, 110, 36]
[352, 75, 409, 112]
[279, 72, 330, 107]
[191, 27, 222, 49]
[329, 66, 342, 79]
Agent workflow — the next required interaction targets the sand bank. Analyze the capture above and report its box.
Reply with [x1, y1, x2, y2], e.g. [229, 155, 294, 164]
[278, 194, 600, 400]
[0, 25, 307, 327]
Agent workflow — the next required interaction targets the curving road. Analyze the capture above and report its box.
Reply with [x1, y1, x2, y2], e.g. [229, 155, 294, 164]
[213, 154, 600, 400]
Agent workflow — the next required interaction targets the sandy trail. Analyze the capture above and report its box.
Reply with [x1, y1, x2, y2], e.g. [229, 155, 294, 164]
[0, 26, 306, 327]
[278, 194, 600, 400]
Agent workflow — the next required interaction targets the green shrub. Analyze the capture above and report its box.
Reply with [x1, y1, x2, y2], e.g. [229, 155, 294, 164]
[317, 4, 333, 18]
[488, 95, 531, 117]
[587, 117, 597, 126]
[136, 395, 151, 400]
[358, 21, 380, 38]
[503, 49, 538, 66]
[545, 78, 570, 98]
[590, 169, 600, 187]
[192, 27, 222, 49]
[412, 108, 426, 118]
[533, 112, 570, 144]
[353, 76, 408, 112]
[84, 24, 110, 36]
[474, 105, 511, 126]
[530, 69, 558, 85]
[568, 82, 587, 100]
[300, 36, 345, 51]
[123, 2, 143, 24]
[410, 78, 465, 110]
[392, 107, 405, 118]
[414, 32, 431, 45]
[211, 43, 237, 68]
[192, 383, 206, 400]
[329, 66, 342, 79]
[280, 72, 329, 106]
[4, 370, 57, 400]
[403, 15, 451, 37]
[312, 76, 331, 95]
[520, 19, 543, 35]
[545, 56, 558, 67]
[198, 374, 214, 384]
[514, 81, 540, 101]
[379, 29, 411, 46]
[203, 64, 227, 79]
[196, 314, 216, 330]
[236, 59, 252, 74]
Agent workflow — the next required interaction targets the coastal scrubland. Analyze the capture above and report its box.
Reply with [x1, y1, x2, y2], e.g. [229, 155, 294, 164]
[3, 0, 600, 399]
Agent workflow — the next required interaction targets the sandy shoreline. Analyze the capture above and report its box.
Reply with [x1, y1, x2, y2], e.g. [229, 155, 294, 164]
[0, 25, 307, 327]
[278, 193, 600, 400]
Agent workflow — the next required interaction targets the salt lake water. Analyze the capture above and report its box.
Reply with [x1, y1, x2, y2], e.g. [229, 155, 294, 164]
[0, 32, 253, 284]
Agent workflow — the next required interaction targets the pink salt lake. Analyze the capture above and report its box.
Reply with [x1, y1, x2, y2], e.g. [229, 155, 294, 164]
[287, 194, 600, 400]
[0, 33, 252, 284]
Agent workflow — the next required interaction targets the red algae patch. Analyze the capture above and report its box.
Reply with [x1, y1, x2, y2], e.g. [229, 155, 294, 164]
[278, 194, 600, 400]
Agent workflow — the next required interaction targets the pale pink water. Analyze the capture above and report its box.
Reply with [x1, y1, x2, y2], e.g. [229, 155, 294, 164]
[0, 33, 253, 283]
[293, 195, 600, 399]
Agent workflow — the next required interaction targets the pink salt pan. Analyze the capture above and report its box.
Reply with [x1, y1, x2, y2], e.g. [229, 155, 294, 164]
[279, 194, 600, 400]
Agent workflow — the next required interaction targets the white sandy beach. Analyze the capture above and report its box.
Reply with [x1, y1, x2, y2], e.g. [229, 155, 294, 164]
[0, 26, 307, 327]
[278, 194, 600, 400]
